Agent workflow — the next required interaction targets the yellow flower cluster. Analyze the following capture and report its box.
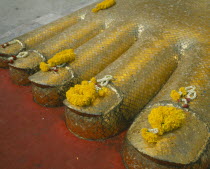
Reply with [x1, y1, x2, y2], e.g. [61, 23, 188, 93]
[98, 87, 109, 97]
[148, 106, 186, 135]
[66, 77, 109, 107]
[141, 128, 159, 143]
[40, 62, 50, 72]
[170, 87, 187, 101]
[170, 90, 180, 101]
[141, 106, 186, 143]
[179, 87, 187, 96]
[40, 49, 75, 72]
[92, 0, 116, 13]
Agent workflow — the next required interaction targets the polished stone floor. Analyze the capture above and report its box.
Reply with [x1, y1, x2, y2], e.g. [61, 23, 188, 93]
[0, 0, 98, 43]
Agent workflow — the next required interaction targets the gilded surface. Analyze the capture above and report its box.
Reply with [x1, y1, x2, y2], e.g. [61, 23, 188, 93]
[1, 0, 209, 167]
[12, 20, 105, 69]
[127, 102, 209, 165]
[30, 22, 137, 85]
[125, 30, 209, 168]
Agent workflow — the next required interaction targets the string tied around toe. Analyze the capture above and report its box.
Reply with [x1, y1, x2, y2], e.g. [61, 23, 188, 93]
[1, 39, 25, 50]
[97, 75, 113, 87]
[6, 51, 29, 64]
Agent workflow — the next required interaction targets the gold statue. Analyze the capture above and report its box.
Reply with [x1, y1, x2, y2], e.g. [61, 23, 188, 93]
[0, 0, 209, 168]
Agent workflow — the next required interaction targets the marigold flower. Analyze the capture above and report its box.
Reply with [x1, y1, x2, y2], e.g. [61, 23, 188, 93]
[148, 106, 186, 135]
[90, 77, 97, 84]
[40, 62, 50, 72]
[92, 0, 116, 13]
[170, 90, 180, 101]
[40, 49, 75, 72]
[66, 77, 109, 107]
[141, 128, 159, 143]
[141, 106, 186, 143]
[179, 87, 187, 96]
[98, 87, 109, 97]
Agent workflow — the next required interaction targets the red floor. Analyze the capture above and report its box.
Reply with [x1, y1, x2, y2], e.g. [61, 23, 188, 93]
[0, 69, 126, 169]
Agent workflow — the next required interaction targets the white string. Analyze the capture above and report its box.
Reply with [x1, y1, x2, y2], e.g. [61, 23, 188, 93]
[50, 67, 57, 70]
[8, 39, 19, 45]
[17, 51, 28, 58]
[178, 91, 182, 95]
[187, 91, 196, 100]
[88, 75, 113, 91]
[56, 63, 66, 68]
[185, 86, 196, 91]
[7, 57, 14, 61]
[95, 86, 101, 91]
[48, 63, 67, 72]
[97, 75, 113, 87]
[28, 50, 46, 61]
[7, 51, 28, 61]
[8, 39, 25, 50]
[181, 98, 188, 105]
[185, 86, 196, 100]
[148, 128, 159, 134]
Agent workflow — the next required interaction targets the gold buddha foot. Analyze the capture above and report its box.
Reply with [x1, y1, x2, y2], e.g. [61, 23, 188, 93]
[2, 0, 209, 168]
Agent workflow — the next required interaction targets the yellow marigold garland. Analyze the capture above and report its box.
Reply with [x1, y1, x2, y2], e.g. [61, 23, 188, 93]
[92, 0, 116, 13]
[66, 77, 110, 107]
[141, 106, 186, 143]
[148, 106, 186, 135]
[40, 49, 75, 72]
